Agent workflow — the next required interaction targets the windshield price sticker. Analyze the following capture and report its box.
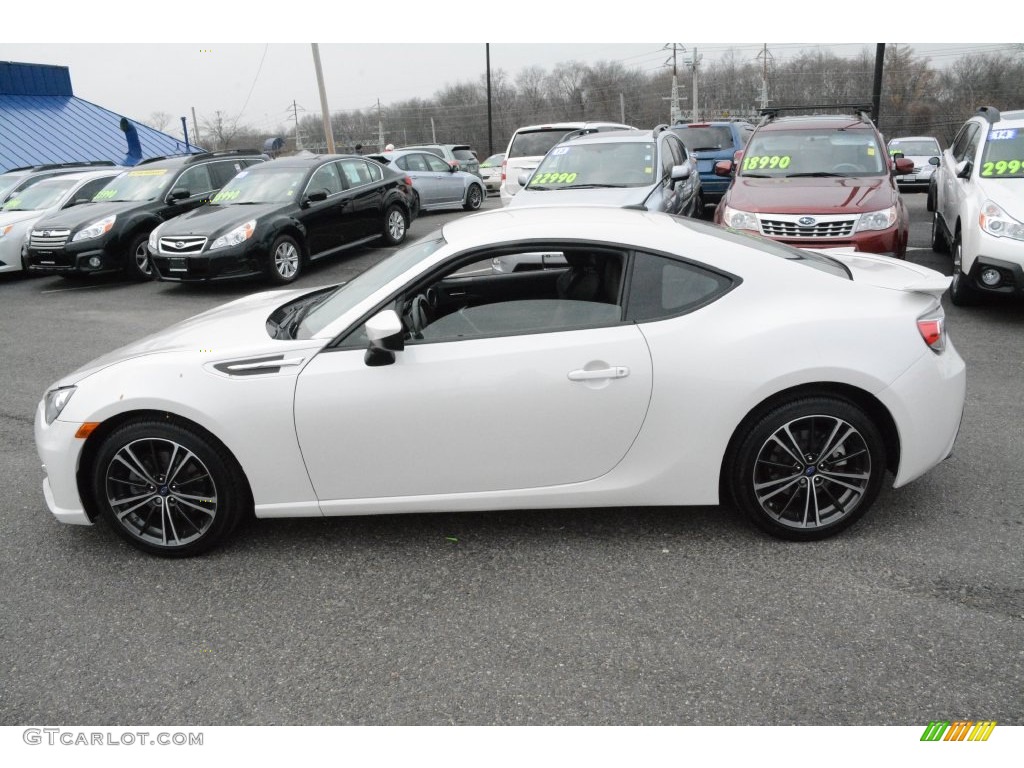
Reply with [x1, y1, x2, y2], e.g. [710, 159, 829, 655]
[93, 189, 117, 200]
[531, 172, 578, 185]
[4, 198, 21, 208]
[981, 160, 1024, 176]
[213, 189, 241, 202]
[742, 155, 791, 171]
[127, 169, 169, 176]
[989, 129, 1018, 140]
[551, 147, 570, 156]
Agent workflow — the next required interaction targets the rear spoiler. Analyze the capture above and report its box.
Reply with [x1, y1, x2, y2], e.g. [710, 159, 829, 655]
[899, 276, 952, 300]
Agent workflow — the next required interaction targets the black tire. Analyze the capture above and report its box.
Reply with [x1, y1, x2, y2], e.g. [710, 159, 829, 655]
[267, 234, 302, 285]
[949, 231, 979, 306]
[382, 204, 408, 245]
[463, 184, 483, 211]
[91, 419, 248, 557]
[123, 232, 155, 281]
[926, 181, 936, 213]
[727, 397, 886, 541]
[930, 211, 949, 254]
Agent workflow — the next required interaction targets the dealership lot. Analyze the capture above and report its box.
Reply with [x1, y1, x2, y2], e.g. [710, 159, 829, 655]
[1, 195, 1021, 725]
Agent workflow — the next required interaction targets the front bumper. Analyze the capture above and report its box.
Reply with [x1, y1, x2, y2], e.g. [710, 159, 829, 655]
[767, 227, 904, 258]
[964, 254, 1024, 296]
[25, 236, 121, 275]
[151, 240, 268, 282]
[34, 402, 91, 525]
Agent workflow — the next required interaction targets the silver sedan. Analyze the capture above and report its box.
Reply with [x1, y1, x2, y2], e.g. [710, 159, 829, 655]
[369, 150, 485, 214]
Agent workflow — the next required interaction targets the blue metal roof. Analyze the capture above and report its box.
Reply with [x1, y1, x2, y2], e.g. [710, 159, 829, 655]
[0, 62, 204, 172]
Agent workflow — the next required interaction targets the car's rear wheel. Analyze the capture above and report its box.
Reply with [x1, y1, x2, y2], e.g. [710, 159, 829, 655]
[463, 184, 483, 211]
[930, 211, 949, 254]
[949, 231, 979, 306]
[382, 204, 408, 245]
[124, 232, 154, 281]
[92, 420, 248, 556]
[268, 234, 302, 285]
[728, 397, 886, 540]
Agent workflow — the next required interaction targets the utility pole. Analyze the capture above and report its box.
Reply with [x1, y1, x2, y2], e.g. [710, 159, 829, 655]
[756, 44, 774, 111]
[620, 93, 625, 124]
[289, 100, 306, 150]
[689, 47, 702, 122]
[430, 117, 437, 143]
[191, 106, 200, 146]
[486, 44, 493, 157]
[872, 44, 886, 127]
[311, 43, 335, 153]
[663, 44, 685, 124]
[377, 99, 384, 151]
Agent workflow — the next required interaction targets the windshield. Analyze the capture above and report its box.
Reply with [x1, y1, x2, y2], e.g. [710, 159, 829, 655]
[212, 166, 307, 204]
[1, 179, 76, 211]
[740, 128, 886, 177]
[92, 168, 172, 202]
[481, 154, 504, 168]
[979, 128, 1024, 179]
[298, 236, 447, 338]
[888, 139, 940, 156]
[0, 173, 30, 202]
[671, 126, 734, 151]
[527, 142, 656, 189]
[453, 149, 477, 162]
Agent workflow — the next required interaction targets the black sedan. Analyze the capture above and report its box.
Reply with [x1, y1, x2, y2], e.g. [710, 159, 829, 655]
[149, 154, 416, 284]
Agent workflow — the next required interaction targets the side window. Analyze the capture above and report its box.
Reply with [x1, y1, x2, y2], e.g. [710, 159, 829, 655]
[175, 164, 214, 196]
[626, 251, 734, 322]
[308, 162, 344, 195]
[395, 156, 410, 171]
[963, 124, 982, 163]
[423, 154, 450, 173]
[69, 177, 113, 205]
[950, 123, 976, 162]
[339, 159, 373, 188]
[366, 162, 383, 182]
[208, 160, 245, 188]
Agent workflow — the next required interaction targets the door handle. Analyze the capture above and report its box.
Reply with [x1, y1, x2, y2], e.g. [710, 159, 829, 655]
[567, 366, 629, 381]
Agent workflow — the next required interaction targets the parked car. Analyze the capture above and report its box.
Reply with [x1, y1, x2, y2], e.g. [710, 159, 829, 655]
[499, 121, 634, 204]
[23, 150, 265, 280]
[0, 168, 123, 275]
[929, 106, 1024, 305]
[669, 120, 755, 205]
[368, 149, 485, 214]
[714, 107, 914, 258]
[0, 161, 119, 204]
[887, 136, 942, 191]
[148, 154, 415, 284]
[398, 144, 480, 177]
[479, 153, 505, 194]
[35, 206, 965, 556]
[508, 126, 702, 217]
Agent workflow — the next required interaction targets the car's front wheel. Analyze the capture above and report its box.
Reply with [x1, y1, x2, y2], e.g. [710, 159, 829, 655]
[124, 232, 155, 281]
[463, 184, 483, 211]
[930, 211, 949, 254]
[949, 231, 979, 306]
[382, 204, 408, 245]
[92, 419, 249, 556]
[268, 234, 302, 285]
[728, 397, 886, 540]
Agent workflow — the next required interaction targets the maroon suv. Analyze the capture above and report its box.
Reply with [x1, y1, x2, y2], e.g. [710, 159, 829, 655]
[713, 110, 914, 258]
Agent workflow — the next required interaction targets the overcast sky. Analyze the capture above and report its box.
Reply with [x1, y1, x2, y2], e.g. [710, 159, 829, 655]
[1, 5, 1009, 139]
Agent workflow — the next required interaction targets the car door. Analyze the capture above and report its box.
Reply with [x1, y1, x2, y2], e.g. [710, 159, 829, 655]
[942, 122, 979, 229]
[292, 249, 654, 506]
[338, 158, 387, 238]
[660, 136, 684, 214]
[397, 153, 438, 206]
[422, 152, 463, 204]
[300, 161, 348, 256]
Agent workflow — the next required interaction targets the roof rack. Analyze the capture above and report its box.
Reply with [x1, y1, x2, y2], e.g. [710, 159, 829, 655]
[977, 106, 1001, 124]
[8, 160, 117, 172]
[758, 104, 874, 125]
[136, 149, 260, 166]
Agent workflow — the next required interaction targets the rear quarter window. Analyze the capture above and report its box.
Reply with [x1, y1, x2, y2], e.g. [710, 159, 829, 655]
[626, 251, 735, 322]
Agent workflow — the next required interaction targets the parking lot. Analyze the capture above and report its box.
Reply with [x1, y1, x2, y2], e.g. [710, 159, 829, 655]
[1, 194, 1021, 725]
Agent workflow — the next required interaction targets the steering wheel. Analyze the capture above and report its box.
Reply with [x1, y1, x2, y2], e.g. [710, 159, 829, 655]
[406, 294, 432, 339]
[833, 163, 862, 173]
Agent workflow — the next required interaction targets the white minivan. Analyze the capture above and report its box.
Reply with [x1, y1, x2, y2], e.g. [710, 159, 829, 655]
[499, 121, 633, 205]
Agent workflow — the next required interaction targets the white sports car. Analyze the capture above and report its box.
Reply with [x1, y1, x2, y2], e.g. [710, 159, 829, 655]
[35, 207, 967, 556]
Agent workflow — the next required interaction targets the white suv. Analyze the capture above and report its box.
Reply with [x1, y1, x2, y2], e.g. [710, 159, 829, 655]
[499, 121, 633, 205]
[929, 106, 1024, 304]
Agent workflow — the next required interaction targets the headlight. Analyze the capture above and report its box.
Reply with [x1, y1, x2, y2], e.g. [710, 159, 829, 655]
[148, 228, 160, 251]
[44, 386, 76, 425]
[0, 224, 13, 238]
[979, 200, 1024, 240]
[855, 206, 898, 232]
[209, 220, 256, 251]
[72, 215, 116, 242]
[722, 205, 759, 231]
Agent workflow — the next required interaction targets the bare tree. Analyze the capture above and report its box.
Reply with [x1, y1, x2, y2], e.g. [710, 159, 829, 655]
[147, 111, 174, 132]
[200, 111, 242, 151]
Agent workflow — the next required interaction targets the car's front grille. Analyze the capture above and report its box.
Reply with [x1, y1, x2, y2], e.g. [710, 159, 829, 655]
[159, 236, 207, 254]
[760, 215, 856, 238]
[30, 229, 71, 250]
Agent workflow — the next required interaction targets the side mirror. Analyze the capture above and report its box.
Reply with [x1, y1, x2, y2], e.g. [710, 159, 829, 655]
[449, 164, 459, 174]
[517, 171, 531, 187]
[713, 160, 734, 177]
[891, 151, 905, 160]
[955, 159, 972, 180]
[670, 162, 692, 182]
[169, 188, 190, 201]
[364, 309, 404, 367]
[893, 157, 915, 174]
[303, 189, 328, 207]
[929, 156, 940, 167]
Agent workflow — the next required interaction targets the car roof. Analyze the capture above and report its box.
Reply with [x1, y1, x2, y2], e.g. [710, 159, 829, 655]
[31, 168, 125, 183]
[758, 114, 876, 131]
[247, 154, 368, 170]
[562, 129, 660, 145]
[888, 136, 939, 143]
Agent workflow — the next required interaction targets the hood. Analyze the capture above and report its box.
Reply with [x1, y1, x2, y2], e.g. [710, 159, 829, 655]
[509, 186, 648, 208]
[32, 201, 135, 231]
[727, 176, 897, 214]
[812, 247, 951, 300]
[157, 203, 282, 237]
[976, 177, 1024, 213]
[0, 209, 42, 228]
[60, 286, 319, 385]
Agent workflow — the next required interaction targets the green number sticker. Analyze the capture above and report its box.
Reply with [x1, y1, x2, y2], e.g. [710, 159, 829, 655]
[981, 159, 1024, 176]
[93, 189, 117, 201]
[213, 189, 240, 202]
[531, 172, 577, 186]
[5, 198, 21, 208]
[743, 155, 791, 171]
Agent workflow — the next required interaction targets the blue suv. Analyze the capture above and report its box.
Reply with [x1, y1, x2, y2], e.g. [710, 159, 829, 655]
[670, 120, 755, 205]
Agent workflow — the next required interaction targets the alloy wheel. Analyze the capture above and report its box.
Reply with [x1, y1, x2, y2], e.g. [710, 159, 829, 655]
[275, 241, 299, 279]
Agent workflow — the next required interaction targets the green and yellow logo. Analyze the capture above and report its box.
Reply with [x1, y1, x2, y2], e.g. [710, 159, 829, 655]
[920, 720, 997, 741]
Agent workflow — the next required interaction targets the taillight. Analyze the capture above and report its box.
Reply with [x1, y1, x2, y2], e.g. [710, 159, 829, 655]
[501, 160, 506, 182]
[404, 175, 413, 187]
[917, 308, 946, 353]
